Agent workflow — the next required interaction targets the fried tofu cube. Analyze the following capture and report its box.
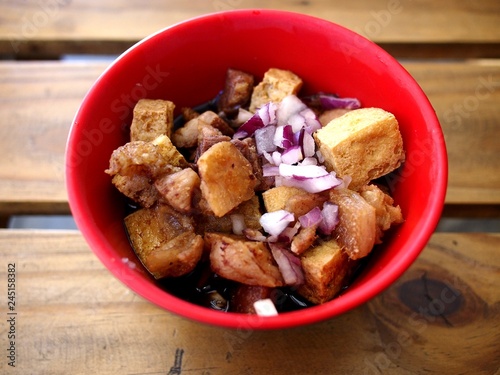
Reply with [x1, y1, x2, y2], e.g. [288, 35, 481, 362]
[151, 134, 188, 168]
[196, 195, 262, 234]
[197, 141, 258, 217]
[130, 99, 175, 142]
[314, 108, 405, 191]
[297, 239, 357, 304]
[125, 204, 204, 279]
[249, 68, 303, 112]
[262, 186, 327, 217]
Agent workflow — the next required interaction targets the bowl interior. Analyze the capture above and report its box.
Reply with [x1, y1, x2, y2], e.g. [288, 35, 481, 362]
[66, 9, 447, 329]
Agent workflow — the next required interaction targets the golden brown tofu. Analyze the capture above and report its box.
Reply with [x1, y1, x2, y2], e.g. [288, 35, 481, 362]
[249, 68, 303, 112]
[205, 233, 284, 287]
[314, 108, 405, 191]
[196, 195, 262, 234]
[130, 99, 175, 142]
[298, 239, 357, 304]
[197, 141, 258, 217]
[359, 184, 404, 243]
[262, 186, 327, 217]
[125, 204, 204, 279]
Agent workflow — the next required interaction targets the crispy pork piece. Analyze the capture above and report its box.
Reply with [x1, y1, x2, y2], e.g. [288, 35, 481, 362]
[231, 137, 270, 191]
[329, 188, 377, 260]
[173, 111, 234, 149]
[105, 135, 186, 207]
[205, 233, 284, 287]
[130, 99, 175, 142]
[318, 108, 352, 127]
[359, 184, 404, 243]
[155, 168, 201, 213]
[262, 186, 327, 217]
[314, 107, 405, 191]
[298, 239, 357, 304]
[217, 68, 255, 117]
[125, 204, 204, 279]
[249, 68, 303, 112]
[291, 225, 318, 255]
[197, 141, 258, 217]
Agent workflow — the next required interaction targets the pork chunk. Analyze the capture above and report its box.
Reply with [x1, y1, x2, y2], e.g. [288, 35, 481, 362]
[359, 184, 404, 243]
[155, 168, 201, 213]
[329, 188, 376, 260]
[205, 233, 284, 287]
[217, 68, 255, 117]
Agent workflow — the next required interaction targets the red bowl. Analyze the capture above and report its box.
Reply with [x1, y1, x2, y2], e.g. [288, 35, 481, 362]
[66, 9, 447, 329]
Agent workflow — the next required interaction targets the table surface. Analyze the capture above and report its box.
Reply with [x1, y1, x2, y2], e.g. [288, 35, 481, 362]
[0, 1, 499, 374]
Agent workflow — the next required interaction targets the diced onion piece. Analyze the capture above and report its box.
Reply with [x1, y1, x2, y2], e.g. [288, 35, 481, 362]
[319, 202, 339, 235]
[262, 163, 280, 177]
[269, 243, 304, 286]
[257, 101, 278, 126]
[259, 210, 295, 236]
[279, 163, 329, 179]
[302, 130, 316, 158]
[280, 145, 303, 165]
[253, 298, 278, 317]
[276, 95, 307, 126]
[299, 206, 323, 228]
[234, 102, 277, 139]
[276, 173, 342, 194]
[230, 214, 246, 235]
[255, 125, 277, 154]
[319, 94, 361, 110]
[301, 108, 322, 134]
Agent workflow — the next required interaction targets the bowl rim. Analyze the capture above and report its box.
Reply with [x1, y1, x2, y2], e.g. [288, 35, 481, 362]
[66, 8, 448, 330]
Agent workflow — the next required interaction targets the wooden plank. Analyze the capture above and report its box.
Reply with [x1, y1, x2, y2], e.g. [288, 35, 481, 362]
[1, 0, 500, 58]
[0, 230, 498, 374]
[0, 60, 499, 215]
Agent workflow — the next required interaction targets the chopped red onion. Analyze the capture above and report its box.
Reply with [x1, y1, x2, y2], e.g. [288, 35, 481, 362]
[254, 125, 277, 154]
[276, 95, 307, 126]
[302, 131, 316, 158]
[301, 108, 322, 133]
[233, 108, 254, 127]
[279, 163, 329, 179]
[280, 145, 303, 165]
[302, 93, 361, 110]
[233, 102, 277, 139]
[271, 151, 282, 166]
[301, 157, 318, 166]
[258, 101, 278, 126]
[230, 214, 246, 235]
[276, 173, 342, 193]
[288, 113, 306, 133]
[253, 298, 278, 316]
[299, 206, 323, 228]
[259, 210, 295, 237]
[319, 202, 339, 235]
[262, 163, 280, 177]
[269, 243, 304, 286]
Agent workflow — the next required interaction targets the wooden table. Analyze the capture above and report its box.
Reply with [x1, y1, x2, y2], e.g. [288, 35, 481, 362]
[1, 1, 499, 374]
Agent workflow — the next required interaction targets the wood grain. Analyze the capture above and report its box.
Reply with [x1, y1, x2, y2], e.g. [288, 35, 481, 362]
[1, 0, 500, 58]
[0, 230, 497, 374]
[0, 60, 499, 215]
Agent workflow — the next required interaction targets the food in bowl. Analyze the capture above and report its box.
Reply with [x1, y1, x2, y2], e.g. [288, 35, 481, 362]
[105, 67, 405, 315]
